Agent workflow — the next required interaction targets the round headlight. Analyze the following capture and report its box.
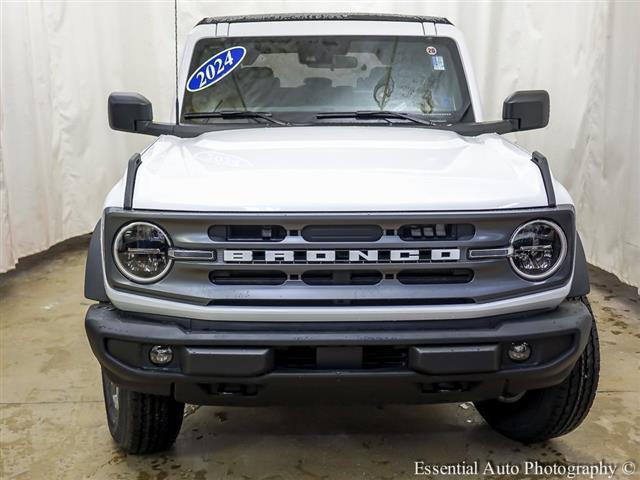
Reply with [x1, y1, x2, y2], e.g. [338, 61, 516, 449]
[509, 220, 567, 280]
[113, 222, 172, 283]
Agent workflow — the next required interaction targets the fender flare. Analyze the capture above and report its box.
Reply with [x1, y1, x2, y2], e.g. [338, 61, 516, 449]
[569, 234, 590, 298]
[84, 220, 109, 302]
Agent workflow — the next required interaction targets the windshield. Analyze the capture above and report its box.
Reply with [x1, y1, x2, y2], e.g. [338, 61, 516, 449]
[181, 36, 472, 123]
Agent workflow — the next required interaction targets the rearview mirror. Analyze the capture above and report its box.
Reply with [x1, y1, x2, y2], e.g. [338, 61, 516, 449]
[108, 92, 153, 132]
[502, 90, 549, 131]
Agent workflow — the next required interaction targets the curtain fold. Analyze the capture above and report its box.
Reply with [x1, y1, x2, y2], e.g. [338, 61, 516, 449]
[1, 1, 638, 288]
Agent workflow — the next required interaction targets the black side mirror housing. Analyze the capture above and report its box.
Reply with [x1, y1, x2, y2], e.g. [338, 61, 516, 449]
[502, 90, 550, 131]
[108, 92, 206, 137]
[108, 92, 153, 132]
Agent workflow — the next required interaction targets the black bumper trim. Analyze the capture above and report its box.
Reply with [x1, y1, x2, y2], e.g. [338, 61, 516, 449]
[182, 347, 274, 377]
[85, 300, 592, 405]
[409, 345, 500, 374]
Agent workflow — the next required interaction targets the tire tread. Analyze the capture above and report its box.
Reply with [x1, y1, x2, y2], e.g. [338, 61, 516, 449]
[102, 372, 184, 454]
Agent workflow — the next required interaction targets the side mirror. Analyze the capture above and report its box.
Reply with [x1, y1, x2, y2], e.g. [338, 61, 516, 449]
[502, 90, 549, 131]
[108, 92, 153, 132]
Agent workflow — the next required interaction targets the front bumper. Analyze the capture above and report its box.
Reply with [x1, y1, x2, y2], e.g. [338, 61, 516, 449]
[85, 299, 592, 405]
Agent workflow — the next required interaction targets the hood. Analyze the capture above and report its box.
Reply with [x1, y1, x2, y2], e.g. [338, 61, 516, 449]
[128, 126, 550, 212]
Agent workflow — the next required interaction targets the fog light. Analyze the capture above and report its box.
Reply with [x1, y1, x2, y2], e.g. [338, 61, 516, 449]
[508, 342, 531, 362]
[149, 345, 173, 365]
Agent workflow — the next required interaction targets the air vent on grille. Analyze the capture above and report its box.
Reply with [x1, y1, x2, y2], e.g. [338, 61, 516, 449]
[209, 225, 286, 242]
[397, 269, 473, 285]
[210, 270, 287, 285]
[302, 270, 382, 286]
[398, 223, 474, 241]
[301, 225, 383, 242]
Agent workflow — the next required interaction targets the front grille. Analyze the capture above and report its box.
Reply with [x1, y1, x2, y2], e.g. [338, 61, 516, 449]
[105, 207, 576, 308]
[203, 221, 506, 305]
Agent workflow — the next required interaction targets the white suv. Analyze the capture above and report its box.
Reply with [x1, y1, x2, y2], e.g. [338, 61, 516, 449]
[84, 13, 599, 453]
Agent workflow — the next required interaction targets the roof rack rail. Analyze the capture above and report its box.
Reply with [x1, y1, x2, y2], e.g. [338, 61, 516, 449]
[197, 13, 452, 27]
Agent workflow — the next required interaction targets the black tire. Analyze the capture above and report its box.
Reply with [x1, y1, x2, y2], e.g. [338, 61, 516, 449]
[101, 370, 185, 454]
[475, 297, 600, 443]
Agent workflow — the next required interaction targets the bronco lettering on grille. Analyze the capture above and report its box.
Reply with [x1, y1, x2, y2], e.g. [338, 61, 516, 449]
[222, 249, 461, 263]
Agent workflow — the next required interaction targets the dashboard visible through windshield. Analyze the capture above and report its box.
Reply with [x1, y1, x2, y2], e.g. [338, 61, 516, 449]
[181, 36, 473, 124]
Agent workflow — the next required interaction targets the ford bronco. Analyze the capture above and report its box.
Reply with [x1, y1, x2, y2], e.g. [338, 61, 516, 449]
[85, 13, 599, 453]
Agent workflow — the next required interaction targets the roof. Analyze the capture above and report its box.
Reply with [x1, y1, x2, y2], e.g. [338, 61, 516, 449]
[197, 13, 452, 26]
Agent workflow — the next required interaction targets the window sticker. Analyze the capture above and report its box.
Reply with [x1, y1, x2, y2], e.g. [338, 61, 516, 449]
[186, 46, 246, 92]
[432, 55, 446, 71]
[426, 46, 437, 55]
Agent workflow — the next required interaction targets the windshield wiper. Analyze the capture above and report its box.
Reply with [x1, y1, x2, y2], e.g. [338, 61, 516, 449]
[316, 110, 436, 126]
[183, 111, 289, 126]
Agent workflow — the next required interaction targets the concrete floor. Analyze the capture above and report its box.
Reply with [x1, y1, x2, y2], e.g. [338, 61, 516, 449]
[1, 237, 638, 480]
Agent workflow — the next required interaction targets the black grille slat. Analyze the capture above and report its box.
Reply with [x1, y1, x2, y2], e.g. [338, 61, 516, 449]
[398, 223, 474, 241]
[302, 225, 383, 242]
[302, 270, 382, 286]
[210, 270, 287, 285]
[397, 269, 473, 285]
[209, 225, 286, 242]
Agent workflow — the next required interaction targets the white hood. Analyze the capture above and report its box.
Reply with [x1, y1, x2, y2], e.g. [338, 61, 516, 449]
[121, 126, 559, 212]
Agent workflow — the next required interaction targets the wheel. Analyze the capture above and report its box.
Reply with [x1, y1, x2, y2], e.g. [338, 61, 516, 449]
[475, 296, 600, 443]
[101, 370, 185, 454]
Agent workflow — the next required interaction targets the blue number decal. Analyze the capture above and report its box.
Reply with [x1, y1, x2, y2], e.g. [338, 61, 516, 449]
[186, 46, 246, 92]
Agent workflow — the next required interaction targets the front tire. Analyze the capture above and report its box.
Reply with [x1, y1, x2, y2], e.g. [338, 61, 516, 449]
[475, 297, 600, 443]
[101, 370, 185, 454]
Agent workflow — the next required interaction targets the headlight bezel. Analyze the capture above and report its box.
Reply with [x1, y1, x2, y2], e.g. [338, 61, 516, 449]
[112, 221, 173, 284]
[509, 219, 568, 281]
